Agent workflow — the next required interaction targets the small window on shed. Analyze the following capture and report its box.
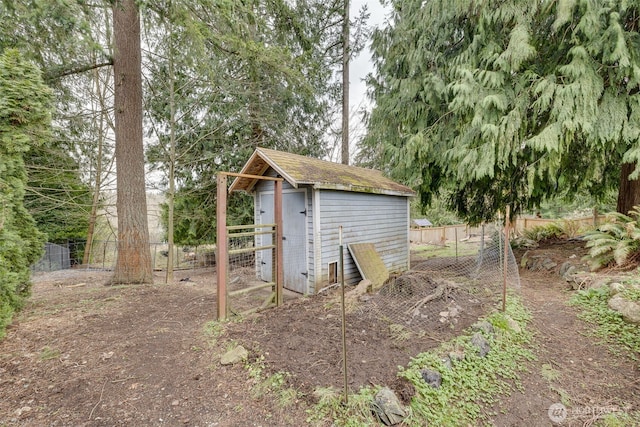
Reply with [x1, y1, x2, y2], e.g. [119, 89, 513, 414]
[328, 261, 338, 284]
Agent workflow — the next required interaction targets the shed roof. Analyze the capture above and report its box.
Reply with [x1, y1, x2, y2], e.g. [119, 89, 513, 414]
[229, 147, 415, 197]
[413, 219, 433, 227]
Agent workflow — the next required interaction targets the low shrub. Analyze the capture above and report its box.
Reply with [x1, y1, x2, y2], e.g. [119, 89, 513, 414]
[583, 207, 640, 271]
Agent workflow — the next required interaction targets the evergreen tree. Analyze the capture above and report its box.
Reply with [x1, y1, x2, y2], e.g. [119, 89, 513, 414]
[23, 139, 92, 243]
[0, 49, 51, 338]
[1, 0, 106, 247]
[363, 0, 640, 223]
[111, 0, 153, 284]
[145, 0, 348, 244]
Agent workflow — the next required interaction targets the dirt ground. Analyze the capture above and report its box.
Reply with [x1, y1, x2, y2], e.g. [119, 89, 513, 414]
[1, 241, 639, 426]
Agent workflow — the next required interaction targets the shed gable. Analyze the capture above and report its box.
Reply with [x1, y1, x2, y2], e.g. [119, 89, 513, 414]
[229, 147, 415, 197]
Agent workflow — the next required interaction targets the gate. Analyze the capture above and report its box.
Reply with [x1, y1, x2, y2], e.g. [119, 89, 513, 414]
[216, 172, 283, 320]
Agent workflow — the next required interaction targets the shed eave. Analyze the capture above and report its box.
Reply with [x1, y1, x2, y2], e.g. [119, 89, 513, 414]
[310, 182, 415, 197]
[255, 148, 300, 189]
[229, 150, 300, 193]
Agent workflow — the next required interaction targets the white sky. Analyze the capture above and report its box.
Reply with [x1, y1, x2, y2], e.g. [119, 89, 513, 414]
[349, 0, 390, 112]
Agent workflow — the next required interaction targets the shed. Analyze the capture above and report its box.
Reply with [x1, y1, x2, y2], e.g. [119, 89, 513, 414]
[412, 218, 433, 228]
[229, 147, 415, 294]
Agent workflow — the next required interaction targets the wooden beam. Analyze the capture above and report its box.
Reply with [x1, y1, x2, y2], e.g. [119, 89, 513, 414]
[220, 171, 283, 181]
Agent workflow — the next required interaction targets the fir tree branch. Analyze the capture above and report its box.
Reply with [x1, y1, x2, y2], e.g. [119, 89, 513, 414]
[45, 60, 113, 82]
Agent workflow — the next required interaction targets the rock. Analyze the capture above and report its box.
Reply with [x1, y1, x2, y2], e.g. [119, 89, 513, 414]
[420, 369, 442, 388]
[516, 238, 538, 249]
[591, 277, 612, 290]
[347, 279, 372, 299]
[472, 320, 494, 335]
[559, 261, 573, 277]
[565, 271, 594, 290]
[100, 351, 114, 361]
[359, 294, 374, 302]
[504, 315, 522, 334]
[14, 407, 31, 417]
[562, 265, 577, 281]
[471, 332, 491, 357]
[371, 387, 407, 426]
[441, 357, 452, 370]
[449, 304, 461, 318]
[608, 295, 640, 324]
[609, 282, 625, 296]
[448, 350, 465, 363]
[220, 346, 248, 365]
[541, 258, 557, 270]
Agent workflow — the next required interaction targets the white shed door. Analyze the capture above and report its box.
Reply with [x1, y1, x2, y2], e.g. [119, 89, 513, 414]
[259, 191, 307, 294]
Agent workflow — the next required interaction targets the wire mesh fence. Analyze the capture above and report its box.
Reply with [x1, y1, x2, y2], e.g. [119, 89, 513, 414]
[355, 229, 520, 333]
[31, 242, 72, 272]
[219, 224, 282, 318]
[32, 240, 218, 272]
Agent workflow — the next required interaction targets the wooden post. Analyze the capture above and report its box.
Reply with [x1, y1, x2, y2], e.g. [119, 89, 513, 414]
[455, 227, 458, 262]
[274, 179, 284, 306]
[339, 226, 348, 403]
[216, 173, 228, 320]
[503, 205, 510, 313]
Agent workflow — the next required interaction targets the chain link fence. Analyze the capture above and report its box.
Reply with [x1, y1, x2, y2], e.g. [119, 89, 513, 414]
[221, 225, 281, 317]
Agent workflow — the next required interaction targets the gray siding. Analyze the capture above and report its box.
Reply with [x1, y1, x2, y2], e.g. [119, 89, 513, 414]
[302, 187, 315, 290]
[316, 190, 409, 287]
[249, 170, 410, 293]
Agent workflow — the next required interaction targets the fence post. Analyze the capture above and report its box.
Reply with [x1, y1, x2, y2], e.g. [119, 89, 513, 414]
[503, 206, 510, 312]
[216, 173, 228, 320]
[274, 179, 283, 306]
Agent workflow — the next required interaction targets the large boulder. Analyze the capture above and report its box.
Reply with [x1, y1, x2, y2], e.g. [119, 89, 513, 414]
[220, 345, 248, 365]
[608, 295, 640, 325]
[609, 282, 625, 296]
[371, 387, 407, 426]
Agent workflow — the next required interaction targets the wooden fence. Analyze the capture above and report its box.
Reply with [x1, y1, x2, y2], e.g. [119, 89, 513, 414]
[410, 214, 605, 245]
[410, 224, 478, 245]
[512, 215, 604, 234]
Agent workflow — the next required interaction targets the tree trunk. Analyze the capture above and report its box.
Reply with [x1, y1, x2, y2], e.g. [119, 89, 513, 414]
[341, 0, 350, 165]
[83, 64, 110, 266]
[616, 162, 640, 215]
[111, 0, 153, 284]
[166, 9, 176, 284]
[82, 130, 102, 266]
